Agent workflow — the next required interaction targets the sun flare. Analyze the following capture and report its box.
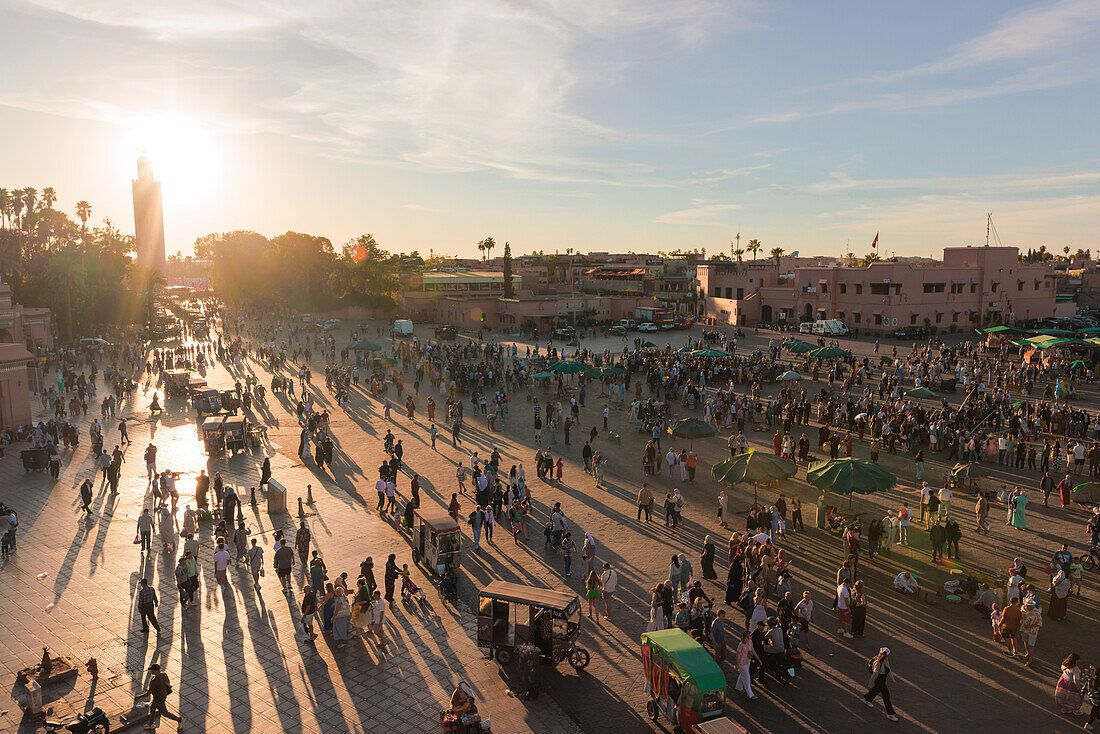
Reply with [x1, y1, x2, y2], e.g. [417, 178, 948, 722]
[125, 113, 220, 195]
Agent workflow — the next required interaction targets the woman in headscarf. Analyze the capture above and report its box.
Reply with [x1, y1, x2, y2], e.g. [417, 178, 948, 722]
[581, 532, 596, 574]
[1012, 489, 1029, 530]
[449, 681, 478, 718]
[700, 536, 717, 580]
[181, 505, 197, 537]
[1049, 568, 1072, 620]
[1056, 653, 1084, 714]
[725, 548, 744, 606]
[671, 488, 685, 525]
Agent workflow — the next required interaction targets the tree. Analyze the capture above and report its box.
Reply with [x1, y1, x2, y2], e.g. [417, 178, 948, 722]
[75, 200, 92, 236]
[0, 189, 9, 229]
[747, 239, 761, 260]
[48, 250, 83, 342]
[860, 252, 880, 266]
[732, 247, 744, 264]
[12, 189, 23, 229]
[22, 187, 37, 226]
[478, 236, 496, 261]
[41, 187, 57, 210]
[502, 241, 515, 298]
[770, 246, 784, 269]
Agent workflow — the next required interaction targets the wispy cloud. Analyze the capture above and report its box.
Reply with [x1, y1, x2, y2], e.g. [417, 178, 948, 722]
[655, 200, 739, 225]
[688, 164, 770, 186]
[801, 169, 1100, 195]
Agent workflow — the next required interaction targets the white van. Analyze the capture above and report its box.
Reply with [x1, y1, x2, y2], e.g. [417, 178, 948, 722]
[79, 337, 112, 349]
[392, 319, 414, 337]
[619, 319, 637, 330]
[811, 319, 850, 336]
[798, 322, 813, 334]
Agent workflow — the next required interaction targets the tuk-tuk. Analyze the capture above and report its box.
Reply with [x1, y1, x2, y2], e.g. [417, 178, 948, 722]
[194, 388, 222, 416]
[164, 369, 192, 397]
[477, 580, 590, 670]
[186, 377, 208, 397]
[410, 508, 461, 576]
[641, 629, 727, 732]
[201, 417, 226, 455]
[223, 417, 248, 455]
[220, 389, 241, 415]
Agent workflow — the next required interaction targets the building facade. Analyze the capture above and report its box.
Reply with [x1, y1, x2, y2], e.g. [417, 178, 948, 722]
[132, 155, 166, 274]
[698, 246, 1070, 332]
[0, 283, 53, 429]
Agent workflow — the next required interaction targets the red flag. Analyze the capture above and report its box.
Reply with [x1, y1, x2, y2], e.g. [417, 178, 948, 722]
[871, 232, 879, 249]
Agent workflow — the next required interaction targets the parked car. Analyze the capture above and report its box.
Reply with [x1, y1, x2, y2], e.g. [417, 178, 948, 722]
[638, 322, 658, 332]
[551, 327, 576, 340]
[609, 325, 628, 336]
[320, 319, 341, 330]
[893, 326, 929, 340]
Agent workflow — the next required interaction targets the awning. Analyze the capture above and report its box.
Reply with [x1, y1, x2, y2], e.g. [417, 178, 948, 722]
[952, 279, 965, 284]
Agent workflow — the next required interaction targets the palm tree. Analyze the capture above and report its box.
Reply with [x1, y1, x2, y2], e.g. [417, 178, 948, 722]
[22, 187, 37, 217]
[41, 187, 57, 209]
[12, 189, 24, 229]
[48, 252, 82, 342]
[478, 236, 496, 261]
[0, 189, 9, 229]
[732, 247, 744, 263]
[75, 200, 92, 235]
[747, 239, 762, 260]
[770, 246, 785, 269]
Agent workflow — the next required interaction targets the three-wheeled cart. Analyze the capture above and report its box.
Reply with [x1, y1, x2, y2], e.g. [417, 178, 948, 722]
[201, 417, 226, 455]
[477, 581, 590, 670]
[223, 417, 248, 455]
[21, 447, 49, 472]
[411, 508, 462, 576]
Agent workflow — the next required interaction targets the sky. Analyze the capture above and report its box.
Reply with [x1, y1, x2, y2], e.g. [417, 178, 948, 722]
[1, 0, 1099, 260]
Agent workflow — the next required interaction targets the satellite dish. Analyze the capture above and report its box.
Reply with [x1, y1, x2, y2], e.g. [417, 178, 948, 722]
[790, 251, 799, 257]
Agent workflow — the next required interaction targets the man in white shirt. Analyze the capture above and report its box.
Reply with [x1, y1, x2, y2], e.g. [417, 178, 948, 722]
[1074, 442, 1086, 474]
[213, 542, 231, 588]
[836, 580, 853, 638]
[997, 435, 1008, 465]
[385, 479, 397, 514]
[375, 478, 386, 513]
[919, 482, 932, 525]
[937, 486, 952, 520]
[894, 571, 920, 594]
[599, 562, 618, 619]
[665, 449, 678, 479]
[369, 590, 388, 649]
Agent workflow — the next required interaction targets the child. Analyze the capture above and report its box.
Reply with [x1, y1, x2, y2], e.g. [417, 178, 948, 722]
[1071, 556, 1084, 597]
[1, 530, 10, 557]
[429, 423, 438, 450]
[555, 457, 564, 483]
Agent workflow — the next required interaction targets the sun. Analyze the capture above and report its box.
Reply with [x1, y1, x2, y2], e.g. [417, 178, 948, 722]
[126, 113, 220, 194]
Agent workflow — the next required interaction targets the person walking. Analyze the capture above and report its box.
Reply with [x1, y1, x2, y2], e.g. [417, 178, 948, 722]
[561, 532, 577, 577]
[274, 540, 295, 594]
[599, 563, 617, 620]
[175, 556, 192, 607]
[637, 484, 654, 522]
[333, 587, 351, 648]
[369, 589, 388, 649]
[584, 570, 603, 624]
[863, 647, 899, 721]
[300, 585, 318, 642]
[136, 663, 183, 730]
[734, 630, 760, 700]
[136, 508, 154, 554]
[246, 538, 264, 591]
[850, 580, 868, 637]
[137, 578, 159, 634]
[213, 542, 231, 589]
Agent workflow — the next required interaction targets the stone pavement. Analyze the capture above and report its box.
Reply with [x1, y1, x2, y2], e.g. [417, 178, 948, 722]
[0, 349, 580, 733]
[3, 319, 1100, 734]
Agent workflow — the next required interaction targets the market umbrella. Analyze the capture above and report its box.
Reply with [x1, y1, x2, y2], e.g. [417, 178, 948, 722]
[1071, 482, 1100, 504]
[640, 341, 657, 349]
[531, 372, 555, 379]
[784, 339, 817, 354]
[1071, 359, 1090, 369]
[667, 418, 718, 450]
[807, 457, 896, 509]
[712, 450, 798, 504]
[809, 346, 849, 359]
[950, 462, 990, 491]
[905, 387, 938, 399]
[692, 348, 730, 358]
[348, 340, 383, 352]
[779, 370, 802, 381]
[598, 365, 625, 377]
[548, 360, 588, 375]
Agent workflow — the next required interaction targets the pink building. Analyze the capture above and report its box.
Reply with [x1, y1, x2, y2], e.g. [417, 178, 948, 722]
[699, 246, 1070, 333]
[0, 284, 52, 429]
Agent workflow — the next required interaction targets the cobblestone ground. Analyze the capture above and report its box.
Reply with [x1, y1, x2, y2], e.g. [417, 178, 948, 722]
[2, 321, 1099, 734]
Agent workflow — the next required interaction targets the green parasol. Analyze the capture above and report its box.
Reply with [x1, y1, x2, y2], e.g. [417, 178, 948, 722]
[598, 365, 625, 377]
[1071, 359, 1090, 369]
[808, 346, 849, 359]
[807, 457, 896, 509]
[547, 360, 588, 375]
[712, 449, 798, 503]
[348, 340, 383, 351]
[784, 339, 817, 354]
[1071, 482, 1100, 504]
[531, 372, 555, 379]
[667, 417, 718, 451]
[950, 462, 991, 491]
[905, 387, 938, 399]
[640, 341, 657, 349]
[691, 348, 730, 358]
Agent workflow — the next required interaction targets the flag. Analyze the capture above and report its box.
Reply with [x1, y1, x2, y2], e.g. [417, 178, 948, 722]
[871, 232, 879, 249]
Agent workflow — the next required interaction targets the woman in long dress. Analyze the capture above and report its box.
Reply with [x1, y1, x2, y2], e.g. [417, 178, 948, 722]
[725, 556, 744, 605]
[718, 491, 729, 529]
[1055, 653, 1084, 714]
[700, 536, 717, 580]
[1048, 569, 1072, 621]
[647, 585, 665, 632]
[1012, 491, 1029, 530]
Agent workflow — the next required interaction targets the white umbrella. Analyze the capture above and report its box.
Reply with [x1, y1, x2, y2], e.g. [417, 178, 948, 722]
[779, 370, 802, 381]
[854, 412, 869, 421]
[751, 532, 771, 544]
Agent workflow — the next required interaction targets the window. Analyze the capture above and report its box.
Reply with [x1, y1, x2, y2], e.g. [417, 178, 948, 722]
[950, 283, 964, 294]
[910, 314, 917, 325]
[991, 282, 998, 293]
[856, 284, 863, 294]
[1035, 282, 1040, 291]
[1017, 282, 1024, 291]
[724, 288, 732, 299]
[970, 283, 978, 293]
[840, 284, 847, 294]
[837, 312, 845, 320]
[923, 283, 946, 293]
[952, 312, 960, 323]
[870, 283, 889, 296]
[874, 314, 883, 325]
[854, 313, 861, 323]
[736, 287, 744, 300]
[821, 283, 828, 294]
[935, 313, 943, 323]
[713, 286, 721, 297]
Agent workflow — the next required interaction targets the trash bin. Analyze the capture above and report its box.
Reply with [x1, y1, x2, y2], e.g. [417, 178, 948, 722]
[25, 680, 42, 714]
[267, 479, 287, 515]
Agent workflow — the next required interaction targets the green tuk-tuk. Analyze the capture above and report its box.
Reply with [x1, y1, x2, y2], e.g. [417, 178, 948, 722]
[641, 629, 727, 733]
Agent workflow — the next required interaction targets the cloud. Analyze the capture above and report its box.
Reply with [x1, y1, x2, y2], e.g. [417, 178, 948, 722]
[400, 203, 438, 212]
[801, 169, 1100, 195]
[688, 164, 770, 185]
[655, 200, 740, 225]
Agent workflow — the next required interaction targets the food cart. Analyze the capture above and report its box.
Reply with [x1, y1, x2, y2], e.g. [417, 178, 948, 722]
[411, 508, 462, 576]
[193, 388, 222, 417]
[21, 447, 49, 472]
[201, 417, 226, 455]
[219, 389, 241, 415]
[477, 581, 590, 670]
[164, 369, 192, 397]
[691, 718, 750, 734]
[641, 629, 727, 733]
[222, 417, 248, 456]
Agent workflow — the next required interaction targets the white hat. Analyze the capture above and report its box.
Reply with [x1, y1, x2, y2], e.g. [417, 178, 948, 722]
[879, 647, 891, 656]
